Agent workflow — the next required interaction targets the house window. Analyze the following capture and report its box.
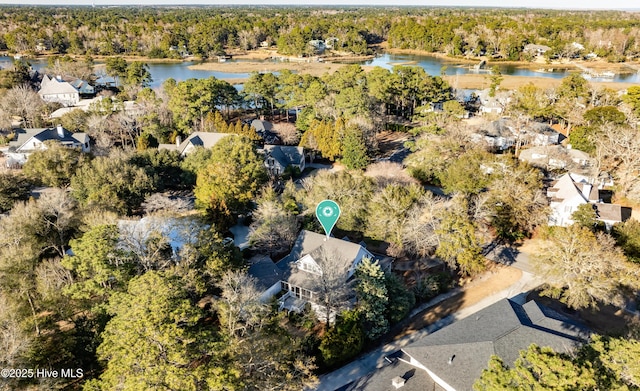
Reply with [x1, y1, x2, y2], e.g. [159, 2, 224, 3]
[298, 260, 322, 275]
[281, 282, 290, 291]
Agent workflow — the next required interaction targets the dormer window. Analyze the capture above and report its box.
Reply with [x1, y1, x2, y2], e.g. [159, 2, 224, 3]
[297, 256, 322, 275]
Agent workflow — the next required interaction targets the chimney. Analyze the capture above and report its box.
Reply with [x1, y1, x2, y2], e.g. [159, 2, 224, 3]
[175, 135, 182, 146]
[56, 124, 64, 138]
[391, 376, 405, 389]
[448, 355, 455, 365]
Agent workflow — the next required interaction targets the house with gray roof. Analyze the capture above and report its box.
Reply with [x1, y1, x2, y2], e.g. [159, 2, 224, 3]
[347, 298, 590, 391]
[277, 230, 377, 316]
[70, 79, 95, 96]
[247, 230, 382, 317]
[38, 75, 81, 106]
[250, 119, 281, 144]
[158, 132, 233, 156]
[262, 145, 305, 176]
[5, 125, 90, 167]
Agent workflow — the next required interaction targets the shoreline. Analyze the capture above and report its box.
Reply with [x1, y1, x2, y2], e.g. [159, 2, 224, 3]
[380, 44, 640, 75]
[5, 45, 639, 75]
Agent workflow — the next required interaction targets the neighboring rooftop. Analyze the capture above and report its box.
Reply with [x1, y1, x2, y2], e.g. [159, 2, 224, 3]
[596, 203, 632, 223]
[345, 357, 438, 391]
[263, 145, 304, 168]
[401, 299, 589, 391]
[9, 126, 88, 152]
[158, 132, 232, 156]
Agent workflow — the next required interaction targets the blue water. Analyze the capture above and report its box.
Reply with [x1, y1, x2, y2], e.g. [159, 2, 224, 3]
[3, 52, 639, 87]
[362, 53, 640, 84]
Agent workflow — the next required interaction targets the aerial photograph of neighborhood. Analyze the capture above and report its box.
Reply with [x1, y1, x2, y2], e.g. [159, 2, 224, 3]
[1, 1, 640, 390]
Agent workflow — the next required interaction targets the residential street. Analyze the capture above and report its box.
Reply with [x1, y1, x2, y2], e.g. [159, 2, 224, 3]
[313, 267, 541, 391]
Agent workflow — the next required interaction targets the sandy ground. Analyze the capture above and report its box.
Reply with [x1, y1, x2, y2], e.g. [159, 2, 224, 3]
[392, 265, 522, 339]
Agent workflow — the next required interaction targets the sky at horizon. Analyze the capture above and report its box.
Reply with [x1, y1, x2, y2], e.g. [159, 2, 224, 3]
[0, 0, 638, 10]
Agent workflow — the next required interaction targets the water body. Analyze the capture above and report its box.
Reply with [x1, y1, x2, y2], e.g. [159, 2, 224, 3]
[362, 52, 640, 84]
[4, 52, 639, 87]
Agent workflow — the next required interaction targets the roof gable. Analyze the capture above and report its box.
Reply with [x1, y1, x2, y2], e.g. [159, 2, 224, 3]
[9, 127, 86, 151]
[178, 132, 232, 154]
[38, 76, 79, 95]
[277, 230, 374, 291]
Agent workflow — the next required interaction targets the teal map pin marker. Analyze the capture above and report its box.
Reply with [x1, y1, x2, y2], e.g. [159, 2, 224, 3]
[316, 200, 341, 238]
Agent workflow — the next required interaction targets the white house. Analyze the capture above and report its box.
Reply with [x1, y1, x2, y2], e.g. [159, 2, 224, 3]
[523, 44, 552, 57]
[547, 173, 599, 226]
[547, 172, 631, 228]
[248, 230, 381, 319]
[519, 145, 595, 172]
[38, 75, 81, 106]
[5, 125, 90, 166]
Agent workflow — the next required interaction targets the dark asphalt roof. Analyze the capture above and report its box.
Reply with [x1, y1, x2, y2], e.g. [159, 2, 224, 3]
[402, 299, 590, 391]
[345, 358, 438, 391]
[264, 145, 304, 167]
[247, 255, 283, 291]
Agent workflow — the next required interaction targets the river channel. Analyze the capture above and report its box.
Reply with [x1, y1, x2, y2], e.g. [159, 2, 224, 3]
[2, 52, 639, 89]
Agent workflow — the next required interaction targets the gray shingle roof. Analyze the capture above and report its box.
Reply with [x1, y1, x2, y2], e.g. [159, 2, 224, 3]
[596, 203, 632, 222]
[9, 127, 86, 151]
[402, 299, 590, 391]
[248, 255, 283, 291]
[276, 230, 374, 291]
[345, 357, 438, 391]
[158, 132, 233, 155]
[264, 145, 304, 168]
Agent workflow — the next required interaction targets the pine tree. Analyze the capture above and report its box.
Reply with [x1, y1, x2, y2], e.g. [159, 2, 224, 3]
[355, 258, 389, 340]
[341, 127, 368, 170]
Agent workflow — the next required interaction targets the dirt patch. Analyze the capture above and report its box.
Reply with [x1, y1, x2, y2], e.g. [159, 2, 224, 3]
[390, 265, 522, 340]
[375, 130, 411, 156]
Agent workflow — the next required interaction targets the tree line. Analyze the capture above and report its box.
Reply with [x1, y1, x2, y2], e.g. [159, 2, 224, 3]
[0, 6, 639, 60]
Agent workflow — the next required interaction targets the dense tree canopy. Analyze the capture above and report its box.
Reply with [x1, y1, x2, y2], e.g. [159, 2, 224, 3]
[194, 135, 268, 225]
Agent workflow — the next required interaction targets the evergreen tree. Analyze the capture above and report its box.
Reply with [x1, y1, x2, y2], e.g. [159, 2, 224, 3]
[355, 258, 389, 340]
[194, 135, 268, 227]
[341, 127, 368, 170]
[86, 271, 234, 391]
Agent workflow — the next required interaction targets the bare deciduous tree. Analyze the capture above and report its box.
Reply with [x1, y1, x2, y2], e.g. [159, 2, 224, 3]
[310, 248, 353, 327]
[272, 122, 300, 145]
[402, 193, 448, 258]
[365, 161, 418, 188]
[0, 85, 44, 128]
[596, 124, 640, 202]
[534, 226, 640, 310]
[217, 270, 267, 338]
